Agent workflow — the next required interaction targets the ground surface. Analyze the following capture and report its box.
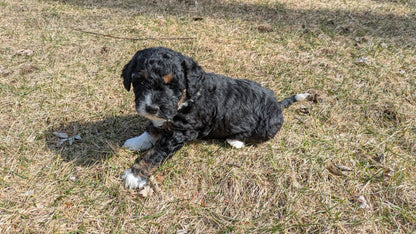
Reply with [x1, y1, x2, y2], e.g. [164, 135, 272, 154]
[1, 0, 415, 232]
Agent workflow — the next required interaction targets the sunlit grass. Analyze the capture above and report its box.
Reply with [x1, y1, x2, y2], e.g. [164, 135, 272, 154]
[0, 0, 415, 232]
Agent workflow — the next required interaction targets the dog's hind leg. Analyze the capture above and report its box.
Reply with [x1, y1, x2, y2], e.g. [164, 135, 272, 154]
[226, 139, 245, 149]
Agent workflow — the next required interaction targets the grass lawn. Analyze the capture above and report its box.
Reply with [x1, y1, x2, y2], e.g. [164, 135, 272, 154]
[1, 0, 415, 232]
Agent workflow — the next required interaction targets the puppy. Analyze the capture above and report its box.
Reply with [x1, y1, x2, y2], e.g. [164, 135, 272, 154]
[121, 47, 309, 189]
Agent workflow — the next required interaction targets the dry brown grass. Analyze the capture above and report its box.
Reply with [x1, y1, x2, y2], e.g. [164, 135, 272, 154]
[1, 0, 415, 232]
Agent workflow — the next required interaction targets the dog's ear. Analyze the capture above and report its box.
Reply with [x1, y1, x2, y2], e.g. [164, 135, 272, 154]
[121, 60, 134, 91]
[181, 56, 204, 96]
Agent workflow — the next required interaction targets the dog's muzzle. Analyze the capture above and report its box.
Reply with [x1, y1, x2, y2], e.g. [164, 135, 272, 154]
[135, 89, 188, 127]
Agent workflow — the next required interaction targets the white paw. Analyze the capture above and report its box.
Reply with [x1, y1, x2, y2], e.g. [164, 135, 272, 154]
[123, 132, 157, 151]
[295, 93, 311, 102]
[122, 168, 147, 189]
[226, 139, 245, 149]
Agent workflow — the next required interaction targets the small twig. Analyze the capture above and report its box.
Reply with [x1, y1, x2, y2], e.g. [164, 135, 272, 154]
[72, 28, 196, 41]
[226, 162, 241, 168]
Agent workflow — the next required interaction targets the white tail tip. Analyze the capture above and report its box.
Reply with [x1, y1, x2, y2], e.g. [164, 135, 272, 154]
[295, 93, 311, 102]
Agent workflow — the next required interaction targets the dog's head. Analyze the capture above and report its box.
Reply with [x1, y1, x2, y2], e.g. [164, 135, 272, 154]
[122, 47, 203, 126]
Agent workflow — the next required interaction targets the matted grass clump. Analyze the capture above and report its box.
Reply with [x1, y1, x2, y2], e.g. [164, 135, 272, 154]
[1, 0, 415, 232]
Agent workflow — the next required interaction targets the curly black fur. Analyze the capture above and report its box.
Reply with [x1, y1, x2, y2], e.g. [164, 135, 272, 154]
[121, 47, 307, 182]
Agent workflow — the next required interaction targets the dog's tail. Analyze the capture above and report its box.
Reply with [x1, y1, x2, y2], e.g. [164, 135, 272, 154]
[279, 93, 310, 109]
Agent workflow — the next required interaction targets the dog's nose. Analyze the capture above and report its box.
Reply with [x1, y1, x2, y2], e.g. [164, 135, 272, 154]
[145, 105, 159, 115]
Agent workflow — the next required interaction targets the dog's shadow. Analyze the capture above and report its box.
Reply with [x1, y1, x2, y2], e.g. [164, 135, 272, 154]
[44, 114, 148, 166]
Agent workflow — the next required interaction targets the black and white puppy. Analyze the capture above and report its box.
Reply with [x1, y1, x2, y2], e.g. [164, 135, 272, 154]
[121, 47, 309, 189]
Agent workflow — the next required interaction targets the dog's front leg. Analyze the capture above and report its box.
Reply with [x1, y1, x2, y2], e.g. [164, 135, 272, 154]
[122, 148, 165, 189]
[122, 130, 197, 189]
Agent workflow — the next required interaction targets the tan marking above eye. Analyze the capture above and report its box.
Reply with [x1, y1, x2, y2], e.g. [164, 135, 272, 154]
[140, 70, 148, 79]
[163, 73, 173, 84]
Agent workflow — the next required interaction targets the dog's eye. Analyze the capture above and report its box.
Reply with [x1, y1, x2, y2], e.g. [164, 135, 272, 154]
[133, 80, 148, 88]
[165, 81, 178, 89]
[137, 79, 147, 86]
[154, 83, 164, 91]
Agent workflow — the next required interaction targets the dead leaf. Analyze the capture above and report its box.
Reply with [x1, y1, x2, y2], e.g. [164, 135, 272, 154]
[53, 132, 81, 146]
[177, 229, 187, 234]
[327, 162, 345, 176]
[354, 57, 369, 66]
[298, 105, 310, 115]
[0, 66, 11, 77]
[100, 46, 110, 55]
[335, 164, 353, 172]
[149, 176, 162, 196]
[307, 90, 324, 103]
[373, 153, 384, 162]
[354, 36, 370, 43]
[155, 174, 164, 183]
[99, 199, 114, 209]
[53, 132, 69, 139]
[139, 186, 154, 197]
[20, 190, 35, 196]
[16, 49, 34, 56]
[19, 64, 38, 74]
[367, 164, 394, 177]
[383, 167, 395, 177]
[350, 195, 370, 209]
[67, 134, 81, 145]
[257, 24, 273, 33]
